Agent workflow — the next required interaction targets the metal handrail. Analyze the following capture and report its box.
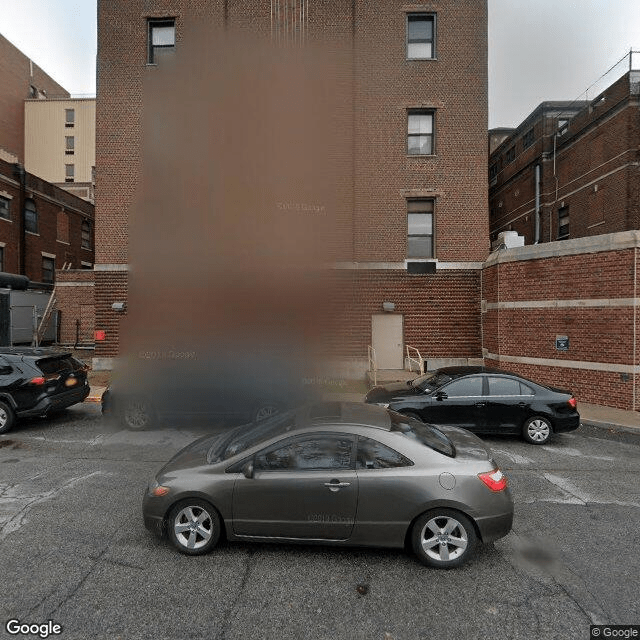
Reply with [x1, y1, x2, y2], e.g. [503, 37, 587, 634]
[406, 345, 424, 374]
[367, 345, 377, 386]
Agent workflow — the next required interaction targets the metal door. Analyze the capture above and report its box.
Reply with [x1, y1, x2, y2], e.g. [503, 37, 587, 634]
[371, 314, 404, 369]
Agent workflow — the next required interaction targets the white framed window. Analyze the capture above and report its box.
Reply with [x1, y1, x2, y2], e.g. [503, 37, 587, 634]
[407, 199, 434, 259]
[408, 110, 434, 156]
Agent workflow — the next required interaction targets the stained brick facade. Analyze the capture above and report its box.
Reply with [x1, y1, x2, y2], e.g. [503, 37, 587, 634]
[95, 0, 489, 371]
[489, 71, 640, 246]
[55, 269, 95, 345]
[482, 232, 640, 411]
[0, 33, 69, 163]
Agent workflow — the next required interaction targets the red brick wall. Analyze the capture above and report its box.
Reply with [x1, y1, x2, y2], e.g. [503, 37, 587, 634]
[95, 0, 489, 365]
[482, 235, 639, 410]
[0, 33, 69, 162]
[0, 158, 95, 281]
[55, 269, 95, 345]
[489, 72, 640, 245]
[326, 269, 482, 358]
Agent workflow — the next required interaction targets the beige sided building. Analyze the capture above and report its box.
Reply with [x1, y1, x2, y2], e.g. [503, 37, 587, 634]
[24, 97, 96, 203]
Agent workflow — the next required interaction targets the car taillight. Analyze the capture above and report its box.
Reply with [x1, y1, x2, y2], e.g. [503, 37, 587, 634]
[568, 397, 577, 409]
[29, 377, 45, 385]
[478, 469, 508, 492]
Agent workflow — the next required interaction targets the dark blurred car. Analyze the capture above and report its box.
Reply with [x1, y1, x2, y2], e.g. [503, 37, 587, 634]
[101, 351, 314, 430]
[143, 402, 513, 568]
[0, 348, 90, 434]
[365, 366, 579, 445]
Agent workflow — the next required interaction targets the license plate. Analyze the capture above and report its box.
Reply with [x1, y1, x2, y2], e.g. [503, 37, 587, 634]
[65, 378, 77, 387]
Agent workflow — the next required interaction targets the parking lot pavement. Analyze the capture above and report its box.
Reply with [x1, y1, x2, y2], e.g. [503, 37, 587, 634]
[0, 405, 638, 640]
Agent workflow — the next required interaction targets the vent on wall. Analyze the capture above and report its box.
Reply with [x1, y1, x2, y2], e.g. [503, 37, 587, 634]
[407, 261, 436, 274]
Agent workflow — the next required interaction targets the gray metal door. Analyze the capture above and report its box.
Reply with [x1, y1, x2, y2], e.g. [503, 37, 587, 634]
[371, 314, 404, 369]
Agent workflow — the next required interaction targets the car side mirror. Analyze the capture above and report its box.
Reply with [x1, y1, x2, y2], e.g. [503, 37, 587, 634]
[242, 461, 254, 479]
[435, 391, 447, 401]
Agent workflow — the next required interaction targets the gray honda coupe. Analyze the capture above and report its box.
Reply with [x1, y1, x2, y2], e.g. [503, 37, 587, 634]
[143, 402, 513, 568]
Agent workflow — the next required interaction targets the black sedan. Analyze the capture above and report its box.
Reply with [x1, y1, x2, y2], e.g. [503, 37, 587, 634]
[365, 366, 579, 445]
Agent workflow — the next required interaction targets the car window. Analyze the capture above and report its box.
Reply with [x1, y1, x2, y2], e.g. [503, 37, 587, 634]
[487, 376, 521, 396]
[413, 371, 453, 390]
[519, 383, 534, 396]
[216, 411, 298, 461]
[255, 436, 354, 471]
[356, 436, 413, 469]
[0, 356, 12, 376]
[388, 411, 455, 457]
[442, 376, 483, 397]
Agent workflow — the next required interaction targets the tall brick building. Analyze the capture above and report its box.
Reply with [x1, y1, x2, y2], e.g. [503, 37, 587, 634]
[489, 70, 640, 246]
[95, 0, 489, 372]
[0, 33, 69, 164]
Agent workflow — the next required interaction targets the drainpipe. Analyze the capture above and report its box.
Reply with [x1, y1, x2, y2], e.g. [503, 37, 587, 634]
[12, 163, 26, 275]
[534, 163, 541, 244]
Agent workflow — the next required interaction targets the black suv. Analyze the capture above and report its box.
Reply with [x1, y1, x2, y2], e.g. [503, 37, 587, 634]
[0, 348, 90, 434]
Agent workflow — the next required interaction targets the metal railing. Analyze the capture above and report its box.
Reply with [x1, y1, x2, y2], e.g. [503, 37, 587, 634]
[367, 345, 377, 386]
[406, 345, 424, 374]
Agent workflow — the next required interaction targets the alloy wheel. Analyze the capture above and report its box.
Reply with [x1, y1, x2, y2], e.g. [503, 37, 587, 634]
[419, 515, 468, 562]
[173, 506, 213, 551]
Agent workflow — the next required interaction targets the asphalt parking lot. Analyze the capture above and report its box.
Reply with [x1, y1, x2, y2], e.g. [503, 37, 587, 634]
[0, 404, 638, 640]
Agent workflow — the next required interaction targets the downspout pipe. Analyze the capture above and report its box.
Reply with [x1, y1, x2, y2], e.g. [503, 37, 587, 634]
[12, 163, 26, 275]
[534, 163, 541, 244]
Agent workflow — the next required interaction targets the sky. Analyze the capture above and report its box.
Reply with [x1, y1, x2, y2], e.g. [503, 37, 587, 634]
[0, 0, 639, 128]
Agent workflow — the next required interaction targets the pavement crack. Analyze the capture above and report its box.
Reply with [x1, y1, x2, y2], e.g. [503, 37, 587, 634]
[216, 547, 256, 640]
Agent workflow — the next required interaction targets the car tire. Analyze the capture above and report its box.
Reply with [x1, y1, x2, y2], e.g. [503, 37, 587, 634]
[411, 509, 477, 569]
[120, 398, 155, 431]
[401, 411, 424, 422]
[0, 400, 15, 434]
[167, 499, 222, 556]
[522, 416, 552, 445]
[253, 404, 280, 423]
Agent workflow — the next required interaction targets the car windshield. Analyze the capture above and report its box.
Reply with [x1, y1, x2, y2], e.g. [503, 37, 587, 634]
[209, 411, 298, 462]
[388, 410, 455, 457]
[411, 371, 453, 390]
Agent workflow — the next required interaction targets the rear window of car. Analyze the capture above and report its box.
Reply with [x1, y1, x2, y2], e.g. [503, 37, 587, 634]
[36, 355, 85, 374]
[488, 377, 534, 396]
[413, 371, 453, 390]
[388, 411, 455, 458]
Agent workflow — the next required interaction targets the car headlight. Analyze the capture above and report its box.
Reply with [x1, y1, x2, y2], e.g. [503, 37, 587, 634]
[376, 402, 390, 408]
[148, 480, 170, 497]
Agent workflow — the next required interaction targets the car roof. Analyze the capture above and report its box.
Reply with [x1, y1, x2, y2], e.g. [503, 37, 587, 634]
[306, 401, 392, 431]
[0, 347, 72, 359]
[435, 366, 516, 377]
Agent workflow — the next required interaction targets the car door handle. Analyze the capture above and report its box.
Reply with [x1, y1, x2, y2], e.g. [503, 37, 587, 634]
[324, 481, 351, 492]
[474, 402, 486, 407]
[518, 402, 527, 407]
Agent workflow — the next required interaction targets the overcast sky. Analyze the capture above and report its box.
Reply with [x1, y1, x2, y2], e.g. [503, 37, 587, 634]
[1, 0, 639, 128]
